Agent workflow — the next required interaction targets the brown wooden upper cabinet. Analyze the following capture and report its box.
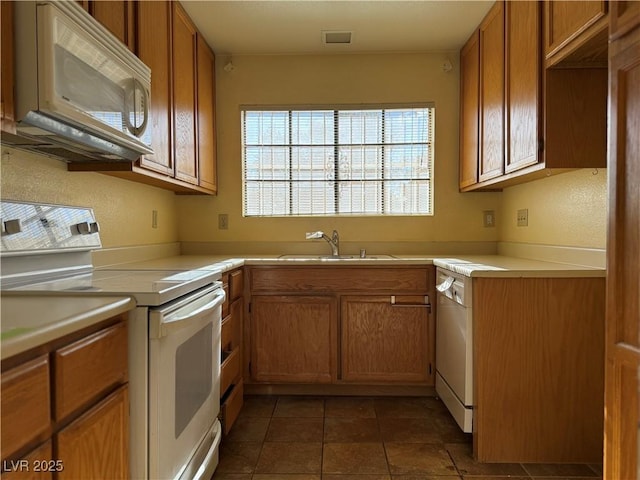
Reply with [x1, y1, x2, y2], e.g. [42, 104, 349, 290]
[478, 1, 505, 183]
[610, 0, 640, 39]
[68, 1, 218, 195]
[88, 1, 136, 52]
[544, 0, 609, 67]
[459, 0, 607, 192]
[459, 31, 479, 190]
[505, 0, 542, 174]
[196, 34, 218, 194]
[172, 2, 199, 186]
[137, 0, 174, 177]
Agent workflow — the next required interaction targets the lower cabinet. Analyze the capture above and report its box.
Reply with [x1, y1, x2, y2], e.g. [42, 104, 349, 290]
[57, 386, 129, 480]
[1, 441, 53, 480]
[473, 277, 605, 463]
[1, 315, 129, 479]
[341, 295, 432, 383]
[220, 268, 245, 434]
[247, 266, 435, 387]
[250, 295, 338, 383]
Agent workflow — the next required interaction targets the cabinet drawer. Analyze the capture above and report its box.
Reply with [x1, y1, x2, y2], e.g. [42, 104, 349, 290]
[250, 267, 430, 293]
[54, 322, 128, 421]
[222, 273, 230, 318]
[2, 441, 53, 480]
[220, 347, 241, 395]
[229, 269, 244, 301]
[1, 356, 50, 460]
[221, 298, 242, 352]
[56, 385, 129, 480]
[221, 378, 243, 435]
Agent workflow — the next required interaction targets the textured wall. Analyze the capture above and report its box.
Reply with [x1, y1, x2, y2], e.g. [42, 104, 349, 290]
[0, 147, 179, 248]
[177, 52, 501, 250]
[1, 52, 606, 254]
[499, 168, 607, 249]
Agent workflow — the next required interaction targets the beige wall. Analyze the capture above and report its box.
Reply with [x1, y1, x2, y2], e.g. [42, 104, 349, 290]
[0, 146, 179, 248]
[499, 169, 607, 249]
[0, 53, 607, 257]
[177, 52, 501, 254]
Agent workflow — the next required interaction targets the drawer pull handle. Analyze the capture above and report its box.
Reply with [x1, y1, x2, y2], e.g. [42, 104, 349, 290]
[390, 295, 431, 310]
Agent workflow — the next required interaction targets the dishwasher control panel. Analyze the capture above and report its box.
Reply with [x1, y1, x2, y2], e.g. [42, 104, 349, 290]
[436, 268, 471, 307]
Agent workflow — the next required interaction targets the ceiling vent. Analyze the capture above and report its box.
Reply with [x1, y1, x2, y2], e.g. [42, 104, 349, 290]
[322, 31, 352, 45]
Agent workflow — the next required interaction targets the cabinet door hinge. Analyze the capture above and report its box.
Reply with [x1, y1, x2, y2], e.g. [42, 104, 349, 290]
[249, 361, 252, 376]
[428, 363, 432, 375]
[248, 302, 251, 313]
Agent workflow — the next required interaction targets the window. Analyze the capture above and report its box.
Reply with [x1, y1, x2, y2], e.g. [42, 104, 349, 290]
[242, 105, 434, 217]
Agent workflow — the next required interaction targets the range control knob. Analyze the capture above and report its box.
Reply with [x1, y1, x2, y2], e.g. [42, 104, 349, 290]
[89, 222, 100, 233]
[74, 222, 91, 235]
[3, 219, 22, 235]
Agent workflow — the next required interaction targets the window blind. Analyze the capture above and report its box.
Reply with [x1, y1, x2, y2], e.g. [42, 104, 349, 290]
[242, 105, 434, 217]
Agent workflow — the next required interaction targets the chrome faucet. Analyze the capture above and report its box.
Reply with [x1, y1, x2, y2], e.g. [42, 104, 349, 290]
[305, 230, 340, 256]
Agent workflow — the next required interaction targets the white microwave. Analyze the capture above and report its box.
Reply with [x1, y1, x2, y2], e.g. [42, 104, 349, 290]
[9, 0, 154, 162]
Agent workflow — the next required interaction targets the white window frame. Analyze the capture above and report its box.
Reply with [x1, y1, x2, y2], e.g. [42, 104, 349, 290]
[241, 104, 434, 217]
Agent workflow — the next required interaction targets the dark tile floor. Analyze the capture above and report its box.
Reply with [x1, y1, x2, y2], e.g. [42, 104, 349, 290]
[212, 395, 603, 480]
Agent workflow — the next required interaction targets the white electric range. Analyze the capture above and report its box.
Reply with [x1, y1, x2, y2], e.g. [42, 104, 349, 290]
[0, 200, 224, 480]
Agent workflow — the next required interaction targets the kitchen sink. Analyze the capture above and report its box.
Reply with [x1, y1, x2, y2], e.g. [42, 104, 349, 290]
[278, 254, 396, 260]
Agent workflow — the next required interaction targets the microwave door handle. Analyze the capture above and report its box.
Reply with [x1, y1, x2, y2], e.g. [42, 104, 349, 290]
[124, 78, 149, 137]
[137, 79, 150, 136]
[153, 290, 225, 338]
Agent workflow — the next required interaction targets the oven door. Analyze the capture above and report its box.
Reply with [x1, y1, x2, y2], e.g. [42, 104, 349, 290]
[148, 284, 224, 480]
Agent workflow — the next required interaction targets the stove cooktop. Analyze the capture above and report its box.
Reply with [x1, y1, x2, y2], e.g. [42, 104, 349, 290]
[5, 268, 221, 306]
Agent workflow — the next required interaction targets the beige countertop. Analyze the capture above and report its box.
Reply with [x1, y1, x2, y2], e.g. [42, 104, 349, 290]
[1, 253, 601, 360]
[431, 255, 605, 278]
[107, 254, 605, 278]
[1, 294, 136, 360]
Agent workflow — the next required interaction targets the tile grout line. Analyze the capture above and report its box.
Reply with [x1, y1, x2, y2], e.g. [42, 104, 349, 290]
[373, 398, 394, 479]
[320, 396, 325, 479]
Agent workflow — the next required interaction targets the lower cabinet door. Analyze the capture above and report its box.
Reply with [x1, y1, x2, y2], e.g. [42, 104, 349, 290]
[340, 296, 431, 384]
[2, 441, 53, 480]
[250, 295, 337, 383]
[56, 386, 129, 480]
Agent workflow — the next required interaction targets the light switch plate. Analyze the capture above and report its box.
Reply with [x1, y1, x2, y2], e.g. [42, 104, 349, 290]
[517, 209, 528, 227]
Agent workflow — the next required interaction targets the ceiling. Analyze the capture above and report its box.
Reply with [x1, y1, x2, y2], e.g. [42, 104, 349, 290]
[180, 1, 494, 57]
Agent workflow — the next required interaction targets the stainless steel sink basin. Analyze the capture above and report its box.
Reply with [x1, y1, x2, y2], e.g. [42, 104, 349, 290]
[278, 254, 396, 260]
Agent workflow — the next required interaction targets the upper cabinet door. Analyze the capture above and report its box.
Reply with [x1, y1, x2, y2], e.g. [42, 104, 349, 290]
[478, 1, 505, 183]
[89, 1, 135, 52]
[459, 31, 480, 190]
[172, 3, 199, 186]
[610, 0, 640, 40]
[505, 0, 542, 173]
[196, 35, 218, 194]
[544, 0, 608, 65]
[136, 1, 174, 176]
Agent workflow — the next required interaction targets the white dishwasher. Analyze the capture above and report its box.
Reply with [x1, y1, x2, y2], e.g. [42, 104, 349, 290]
[435, 267, 473, 432]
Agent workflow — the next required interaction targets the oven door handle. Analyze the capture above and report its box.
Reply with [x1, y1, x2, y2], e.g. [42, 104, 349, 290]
[153, 290, 225, 338]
